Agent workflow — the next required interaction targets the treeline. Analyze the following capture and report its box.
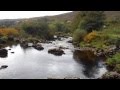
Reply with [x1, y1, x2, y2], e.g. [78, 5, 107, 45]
[18, 18, 71, 40]
[0, 18, 71, 42]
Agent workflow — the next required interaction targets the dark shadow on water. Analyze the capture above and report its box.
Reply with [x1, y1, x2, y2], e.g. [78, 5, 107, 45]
[73, 50, 101, 78]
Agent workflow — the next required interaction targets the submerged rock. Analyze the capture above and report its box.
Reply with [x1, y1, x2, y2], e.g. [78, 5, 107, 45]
[8, 49, 11, 50]
[0, 49, 8, 58]
[59, 46, 69, 49]
[48, 48, 65, 56]
[0, 65, 8, 70]
[11, 52, 15, 54]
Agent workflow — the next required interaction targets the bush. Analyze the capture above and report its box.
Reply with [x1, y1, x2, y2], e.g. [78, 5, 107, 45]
[73, 29, 87, 43]
[21, 21, 54, 40]
[0, 28, 19, 37]
[84, 31, 98, 43]
[114, 64, 120, 73]
[80, 11, 105, 33]
[106, 53, 120, 68]
[0, 36, 8, 44]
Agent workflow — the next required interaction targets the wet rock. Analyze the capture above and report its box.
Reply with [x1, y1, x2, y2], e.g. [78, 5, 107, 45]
[20, 43, 28, 48]
[11, 52, 14, 53]
[45, 41, 52, 44]
[8, 49, 11, 50]
[0, 49, 8, 58]
[0, 65, 8, 70]
[73, 49, 97, 62]
[20, 39, 28, 48]
[59, 46, 69, 49]
[48, 48, 65, 56]
[33, 44, 44, 51]
[67, 40, 73, 43]
[100, 72, 120, 79]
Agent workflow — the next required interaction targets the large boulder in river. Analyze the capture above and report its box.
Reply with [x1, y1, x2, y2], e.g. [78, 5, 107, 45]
[73, 49, 97, 62]
[0, 49, 8, 58]
[48, 48, 65, 56]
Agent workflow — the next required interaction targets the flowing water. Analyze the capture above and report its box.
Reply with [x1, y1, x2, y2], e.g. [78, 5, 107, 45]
[0, 37, 107, 79]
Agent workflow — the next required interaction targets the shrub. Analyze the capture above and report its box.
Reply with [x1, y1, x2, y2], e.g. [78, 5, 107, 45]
[21, 21, 54, 40]
[106, 53, 120, 68]
[80, 11, 105, 33]
[0, 28, 19, 37]
[0, 36, 8, 44]
[73, 29, 87, 43]
[114, 64, 120, 73]
[84, 31, 98, 43]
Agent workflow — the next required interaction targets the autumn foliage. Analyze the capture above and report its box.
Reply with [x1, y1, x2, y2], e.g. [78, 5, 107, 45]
[0, 28, 19, 37]
[84, 31, 98, 43]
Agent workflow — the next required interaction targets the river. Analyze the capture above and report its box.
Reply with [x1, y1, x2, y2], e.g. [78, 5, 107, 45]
[0, 37, 107, 79]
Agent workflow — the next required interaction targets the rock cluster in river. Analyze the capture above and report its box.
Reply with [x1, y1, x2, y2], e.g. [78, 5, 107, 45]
[96, 46, 120, 59]
[33, 43, 44, 50]
[77, 45, 120, 59]
[48, 48, 65, 56]
[20, 39, 44, 51]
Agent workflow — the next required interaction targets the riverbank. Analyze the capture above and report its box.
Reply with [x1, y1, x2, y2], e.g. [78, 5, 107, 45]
[73, 43, 120, 79]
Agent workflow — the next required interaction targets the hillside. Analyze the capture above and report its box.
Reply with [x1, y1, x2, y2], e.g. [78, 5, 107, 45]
[0, 11, 120, 27]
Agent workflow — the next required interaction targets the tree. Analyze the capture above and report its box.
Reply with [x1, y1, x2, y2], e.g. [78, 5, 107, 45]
[71, 12, 81, 32]
[80, 11, 105, 33]
[21, 20, 53, 40]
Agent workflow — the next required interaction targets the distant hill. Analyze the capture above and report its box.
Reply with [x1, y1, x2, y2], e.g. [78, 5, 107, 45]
[0, 11, 120, 27]
[42, 11, 120, 21]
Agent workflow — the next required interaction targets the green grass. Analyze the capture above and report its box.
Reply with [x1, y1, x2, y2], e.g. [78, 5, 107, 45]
[106, 53, 120, 66]
[106, 53, 120, 73]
